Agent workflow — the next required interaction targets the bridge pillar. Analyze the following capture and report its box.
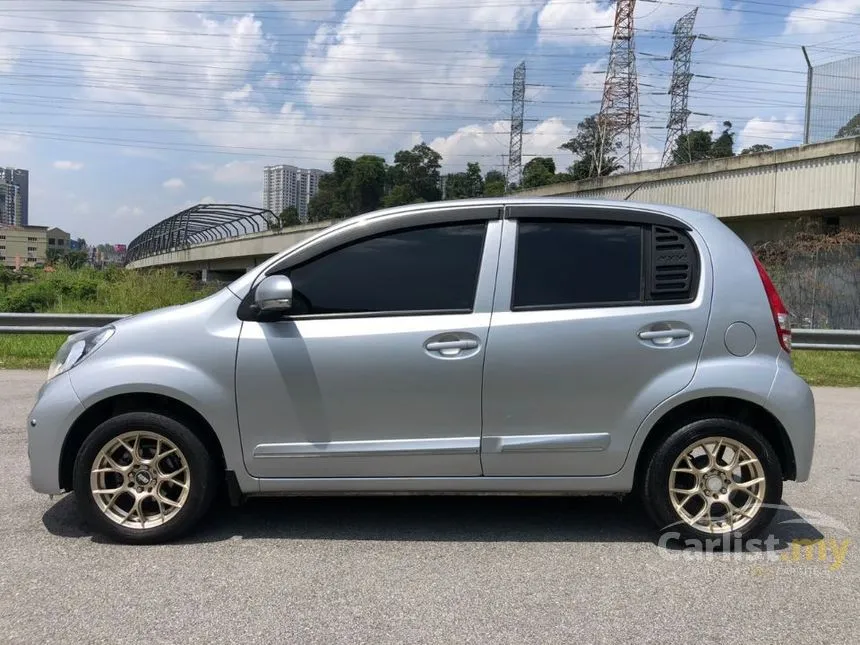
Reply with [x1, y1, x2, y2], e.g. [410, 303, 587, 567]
[201, 268, 209, 282]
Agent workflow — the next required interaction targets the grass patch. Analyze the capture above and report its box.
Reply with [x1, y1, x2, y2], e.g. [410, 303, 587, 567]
[791, 350, 860, 387]
[0, 334, 67, 369]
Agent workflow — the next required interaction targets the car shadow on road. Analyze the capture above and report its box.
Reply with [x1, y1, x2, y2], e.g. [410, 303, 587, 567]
[42, 492, 824, 549]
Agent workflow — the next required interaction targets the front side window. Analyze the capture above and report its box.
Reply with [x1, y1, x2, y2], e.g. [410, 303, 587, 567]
[285, 222, 487, 316]
[513, 220, 643, 309]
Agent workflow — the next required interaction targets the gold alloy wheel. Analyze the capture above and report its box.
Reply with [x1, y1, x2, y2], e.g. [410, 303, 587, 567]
[668, 436, 766, 534]
[89, 431, 191, 529]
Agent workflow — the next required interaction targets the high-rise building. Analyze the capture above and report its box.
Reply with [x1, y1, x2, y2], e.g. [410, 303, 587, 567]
[263, 164, 326, 222]
[1, 167, 29, 226]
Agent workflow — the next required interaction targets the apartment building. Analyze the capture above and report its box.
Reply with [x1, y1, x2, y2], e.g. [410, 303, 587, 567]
[0, 225, 47, 269]
[0, 167, 29, 227]
[263, 164, 326, 222]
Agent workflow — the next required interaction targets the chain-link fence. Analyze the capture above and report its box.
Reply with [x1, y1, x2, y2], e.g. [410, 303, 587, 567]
[807, 54, 860, 143]
[754, 224, 860, 330]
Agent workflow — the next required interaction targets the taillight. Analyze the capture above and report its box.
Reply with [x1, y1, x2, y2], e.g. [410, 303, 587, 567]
[753, 254, 791, 353]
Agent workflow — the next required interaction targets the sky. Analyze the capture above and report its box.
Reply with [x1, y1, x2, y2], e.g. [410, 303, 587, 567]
[0, 0, 858, 245]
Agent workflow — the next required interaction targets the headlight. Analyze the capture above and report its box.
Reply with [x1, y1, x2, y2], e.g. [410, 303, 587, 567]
[47, 326, 115, 381]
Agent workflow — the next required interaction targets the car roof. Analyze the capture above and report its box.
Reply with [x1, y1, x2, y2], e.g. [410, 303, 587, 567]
[348, 196, 719, 230]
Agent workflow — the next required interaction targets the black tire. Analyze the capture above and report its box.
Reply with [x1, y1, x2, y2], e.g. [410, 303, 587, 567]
[72, 412, 218, 545]
[640, 417, 783, 547]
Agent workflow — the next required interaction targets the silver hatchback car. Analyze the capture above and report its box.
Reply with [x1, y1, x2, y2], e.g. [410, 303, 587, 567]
[27, 198, 815, 544]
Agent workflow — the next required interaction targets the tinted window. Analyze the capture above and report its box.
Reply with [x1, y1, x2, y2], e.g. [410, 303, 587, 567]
[286, 222, 486, 315]
[513, 220, 642, 309]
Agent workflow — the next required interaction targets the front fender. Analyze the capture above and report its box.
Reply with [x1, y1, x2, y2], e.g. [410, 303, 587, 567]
[68, 354, 253, 488]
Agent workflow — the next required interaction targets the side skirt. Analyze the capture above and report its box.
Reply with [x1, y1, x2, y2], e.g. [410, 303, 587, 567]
[251, 474, 633, 496]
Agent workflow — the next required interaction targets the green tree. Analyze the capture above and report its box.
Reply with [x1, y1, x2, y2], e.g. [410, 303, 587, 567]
[559, 114, 622, 179]
[0, 266, 17, 292]
[836, 113, 860, 138]
[308, 157, 355, 221]
[350, 155, 387, 214]
[63, 251, 89, 270]
[278, 206, 301, 227]
[382, 184, 417, 208]
[484, 170, 505, 184]
[521, 156, 556, 189]
[465, 162, 484, 197]
[443, 172, 470, 200]
[483, 169, 506, 196]
[710, 121, 735, 158]
[671, 121, 735, 165]
[46, 248, 65, 264]
[740, 144, 773, 155]
[386, 143, 442, 204]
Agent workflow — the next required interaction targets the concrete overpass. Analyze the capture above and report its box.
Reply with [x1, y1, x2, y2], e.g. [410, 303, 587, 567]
[126, 220, 332, 280]
[518, 135, 860, 244]
[126, 136, 860, 276]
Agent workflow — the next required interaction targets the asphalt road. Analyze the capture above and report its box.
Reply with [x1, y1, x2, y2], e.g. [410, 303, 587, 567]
[1, 370, 858, 645]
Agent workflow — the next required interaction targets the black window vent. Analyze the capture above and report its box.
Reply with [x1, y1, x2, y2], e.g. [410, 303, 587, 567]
[649, 225, 695, 300]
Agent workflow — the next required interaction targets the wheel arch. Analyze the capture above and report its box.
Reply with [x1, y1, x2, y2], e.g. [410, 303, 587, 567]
[59, 392, 226, 491]
[633, 395, 797, 487]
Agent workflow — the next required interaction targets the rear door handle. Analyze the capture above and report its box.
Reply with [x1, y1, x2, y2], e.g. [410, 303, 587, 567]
[426, 340, 479, 351]
[638, 329, 691, 340]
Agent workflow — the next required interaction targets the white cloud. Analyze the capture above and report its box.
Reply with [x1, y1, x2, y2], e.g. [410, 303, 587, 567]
[115, 205, 145, 217]
[260, 72, 284, 88]
[575, 59, 607, 92]
[121, 147, 163, 159]
[738, 116, 804, 151]
[73, 202, 91, 215]
[223, 84, 253, 103]
[162, 177, 185, 190]
[785, 0, 860, 34]
[53, 160, 84, 171]
[539, 0, 744, 46]
[538, 1, 615, 46]
[640, 141, 662, 170]
[0, 133, 26, 155]
[429, 117, 574, 174]
[213, 160, 261, 184]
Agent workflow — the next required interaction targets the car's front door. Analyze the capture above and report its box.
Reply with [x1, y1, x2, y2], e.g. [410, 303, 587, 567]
[236, 208, 502, 479]
[481, 204, 711, 477]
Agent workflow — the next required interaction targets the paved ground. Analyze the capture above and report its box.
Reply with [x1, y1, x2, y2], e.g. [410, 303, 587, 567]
[0, 370, 858, 644]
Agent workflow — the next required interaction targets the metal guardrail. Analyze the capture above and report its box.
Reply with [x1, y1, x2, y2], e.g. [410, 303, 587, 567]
[791, 329, 860, 351]
[0, 314, 858, 350]
[0, 313, 128, 334]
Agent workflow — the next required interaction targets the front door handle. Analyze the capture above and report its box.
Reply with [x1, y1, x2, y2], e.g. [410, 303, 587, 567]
[425, 339, 479, 352]
[638, 329, 691, 341]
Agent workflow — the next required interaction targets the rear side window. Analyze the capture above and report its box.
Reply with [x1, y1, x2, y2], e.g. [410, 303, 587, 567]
[286, 221, 487, 316]
[512, 219, 697, 310]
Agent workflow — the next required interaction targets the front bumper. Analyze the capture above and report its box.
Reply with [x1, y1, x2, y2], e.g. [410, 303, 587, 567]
[27, 372, 85, 495]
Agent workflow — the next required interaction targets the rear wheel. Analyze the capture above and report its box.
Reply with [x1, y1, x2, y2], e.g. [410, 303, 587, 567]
[641, 417, 783, 545]
[72, 412, 218, 544]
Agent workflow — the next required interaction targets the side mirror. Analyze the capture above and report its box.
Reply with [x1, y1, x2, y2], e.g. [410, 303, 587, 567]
[253, 275, 293, 314]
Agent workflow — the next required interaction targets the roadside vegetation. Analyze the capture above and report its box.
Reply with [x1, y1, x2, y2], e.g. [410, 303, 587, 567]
[0, 265, 216, 314]
[0, 266, 217, 369]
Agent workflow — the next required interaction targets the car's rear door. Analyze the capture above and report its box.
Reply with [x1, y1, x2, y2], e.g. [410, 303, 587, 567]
[480, 203, 712, 477]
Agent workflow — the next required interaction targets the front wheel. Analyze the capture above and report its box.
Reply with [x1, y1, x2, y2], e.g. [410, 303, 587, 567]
[641, 417, 783, 545]
[72, 412, 218, 544]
